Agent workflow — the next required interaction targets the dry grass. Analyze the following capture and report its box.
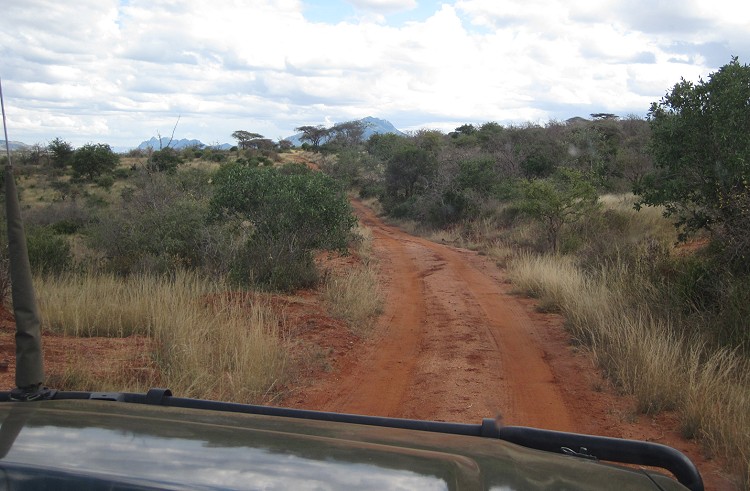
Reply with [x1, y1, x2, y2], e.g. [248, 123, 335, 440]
[508, 252, 750, 484]
[323, 225, 383, 335]
[599, 193, 678, 245]
[36, 271, 287, 403]
[323, 265, 382, 335]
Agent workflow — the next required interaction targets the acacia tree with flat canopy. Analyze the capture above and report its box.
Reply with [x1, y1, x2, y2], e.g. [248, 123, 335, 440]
[295, 125, 330, 149]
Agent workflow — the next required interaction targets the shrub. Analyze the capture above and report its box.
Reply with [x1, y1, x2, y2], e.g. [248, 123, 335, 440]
[27, 227, 72, 275]
[211, 163, 355, 290]
[72, 143, 119, 180]
[147, 147, 183, 173]
[95, 174, 115, 190]
[518, 168, 600, 252]
[231, 233, 318, 292]
[87, 171, 210, 274]
[636, 57, 750, 272]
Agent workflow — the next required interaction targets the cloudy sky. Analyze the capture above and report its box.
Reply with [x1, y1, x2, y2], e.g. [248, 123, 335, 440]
[1, 0, 747, 150]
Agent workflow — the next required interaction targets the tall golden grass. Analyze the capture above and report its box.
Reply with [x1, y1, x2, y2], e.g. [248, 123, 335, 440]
[322, 225, 383, 334]
[323, 265, 382, 334]
[508, 253, 750, 485]
[36, 271, 287, 403]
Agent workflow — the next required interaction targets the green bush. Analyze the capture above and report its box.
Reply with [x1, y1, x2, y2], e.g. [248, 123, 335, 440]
[72, 143, 119, 180]
[211, 163, 355, 291]
[147, 147, 183, 173]
[50, 220, 81, 235]
[87, 171, 210, 275]
[231, 233, 318, 292]
[95, 174, 115, 190]
[27, 227, 72, 275]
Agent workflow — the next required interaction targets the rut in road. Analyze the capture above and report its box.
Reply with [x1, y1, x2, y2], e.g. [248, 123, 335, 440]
[301, 201, 574, 431]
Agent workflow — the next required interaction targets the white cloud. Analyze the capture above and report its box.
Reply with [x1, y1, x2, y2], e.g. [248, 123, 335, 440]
[346, 0, 418, 13]
[0, 0, 746, 147]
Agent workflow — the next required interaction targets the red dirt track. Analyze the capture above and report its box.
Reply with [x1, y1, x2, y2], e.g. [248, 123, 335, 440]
[298, 201, 572, 429]
[284, 200, 735, 490]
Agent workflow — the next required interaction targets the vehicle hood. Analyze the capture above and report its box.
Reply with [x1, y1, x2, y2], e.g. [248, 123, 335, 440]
[0, 400, 685, 490]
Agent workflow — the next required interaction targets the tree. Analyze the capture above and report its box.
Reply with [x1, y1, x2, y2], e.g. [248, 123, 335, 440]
[328, 120, 368, 148]
[385, 147, 434, 199]
[366, 132, 407, 160]
[635, 57, 750, 266]
[590, 113, 618, 121]
[519, 168, 599, 253]
[232, 130, 264, 150]
[72, 143, 119, 180]
[295, 125, 330, 149]
[47, 137, 74, 169]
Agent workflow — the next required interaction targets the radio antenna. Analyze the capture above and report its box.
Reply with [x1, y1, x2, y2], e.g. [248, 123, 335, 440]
[1, 77, 48, 400]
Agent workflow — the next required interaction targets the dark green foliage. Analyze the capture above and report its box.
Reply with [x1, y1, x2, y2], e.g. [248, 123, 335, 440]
[521, 152, 556, 178]
[95, 174, 114, 190]
[47, 138, 74, 169]
[457, 157, 498, 196]
[26, 227, 72, 275]
[147, 147, 183, 173]
[616, 116, 653, 185]
[655, 253, 750, 349]
[320, 148, 382, 190]
[320, 149, 360, 186]
[634, 58, 750, 351]
[50, 220, 80, 235]
[201, 149, 227, 162]
[72, 143, 119, 180]
[211, 163, 355, 290]
[366, 133, 408, 161]
[426, 190, 473, 227]
[385, 147, 434, 200]
[328, 120, 367, 149]
[636, 57, 750, 268]
[231, 130, 264, 150]
[295, 125, 330, 149]
[211, 163, 355, 251]
[236, 155, 272, 167]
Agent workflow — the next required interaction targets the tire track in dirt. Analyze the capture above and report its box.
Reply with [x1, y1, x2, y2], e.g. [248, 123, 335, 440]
[298, 201, 573, 431]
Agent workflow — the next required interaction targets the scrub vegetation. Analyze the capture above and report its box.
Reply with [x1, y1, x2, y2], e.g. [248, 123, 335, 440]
[1, 139, 363, 405]
[2, 57, 748, 486]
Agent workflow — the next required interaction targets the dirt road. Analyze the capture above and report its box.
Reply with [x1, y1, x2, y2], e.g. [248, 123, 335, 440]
[285, 200, 734, 490]
[296, 201, 573, 429]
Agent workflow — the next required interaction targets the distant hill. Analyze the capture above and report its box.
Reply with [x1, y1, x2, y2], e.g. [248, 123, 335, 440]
[137, 137, 232, 151]
[1, 140, 30, 151]
[286, 116, 405, 146]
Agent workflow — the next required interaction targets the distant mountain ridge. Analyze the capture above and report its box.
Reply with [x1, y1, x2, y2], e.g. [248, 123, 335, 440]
[286, 116, 405, 146]
[137, 137, 232, 151]
[1, 140, 30, 151]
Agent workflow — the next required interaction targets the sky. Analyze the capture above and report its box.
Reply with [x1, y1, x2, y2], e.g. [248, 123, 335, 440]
[1, 0, 748, 150]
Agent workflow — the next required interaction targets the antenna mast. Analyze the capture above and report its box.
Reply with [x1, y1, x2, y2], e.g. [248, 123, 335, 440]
[1, 77, 48, 400]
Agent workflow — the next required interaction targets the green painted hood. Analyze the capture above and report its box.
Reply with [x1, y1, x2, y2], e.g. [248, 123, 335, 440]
[0, 400, 686, 490]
